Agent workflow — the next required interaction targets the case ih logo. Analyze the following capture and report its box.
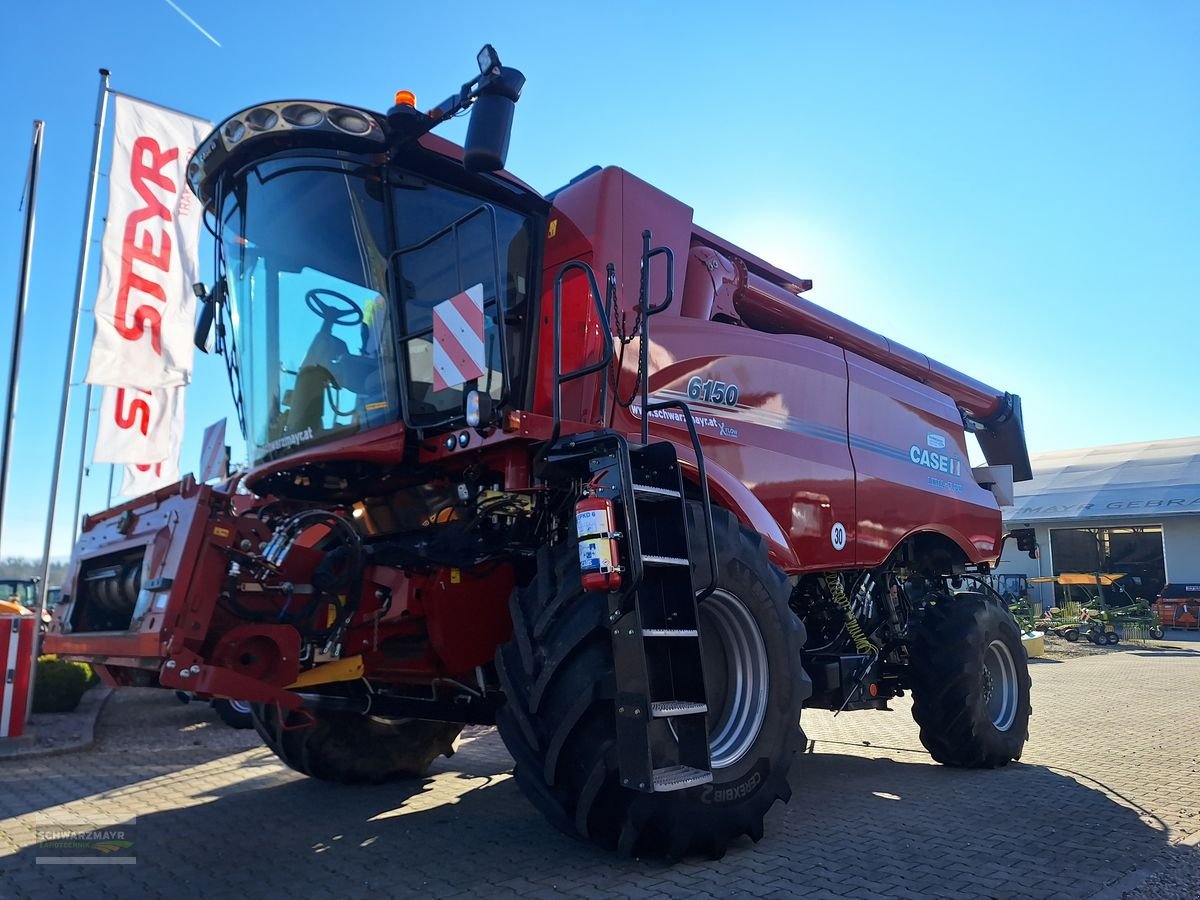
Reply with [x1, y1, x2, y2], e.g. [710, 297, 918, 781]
[927, 433, 946, 450]
[911, 444, 962, 478]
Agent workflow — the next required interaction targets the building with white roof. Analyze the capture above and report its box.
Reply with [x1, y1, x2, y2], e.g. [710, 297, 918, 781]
[993, 436, 1200, 608]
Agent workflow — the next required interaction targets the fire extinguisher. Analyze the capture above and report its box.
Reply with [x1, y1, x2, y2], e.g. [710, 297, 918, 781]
[575, 486, 622, 593]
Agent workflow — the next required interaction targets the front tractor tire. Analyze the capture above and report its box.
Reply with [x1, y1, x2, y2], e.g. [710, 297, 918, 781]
[251, 704, 462, 783]
[909, 592, 1032, 768]
[495, 505, 808, 858]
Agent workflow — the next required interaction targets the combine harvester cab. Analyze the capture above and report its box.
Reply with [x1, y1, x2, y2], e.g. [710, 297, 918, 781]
[49, 45, 1039, 859]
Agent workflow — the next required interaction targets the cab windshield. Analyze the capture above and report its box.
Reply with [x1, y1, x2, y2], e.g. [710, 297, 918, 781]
[0, 581, 38, 608]
[220, 152, 534, 465]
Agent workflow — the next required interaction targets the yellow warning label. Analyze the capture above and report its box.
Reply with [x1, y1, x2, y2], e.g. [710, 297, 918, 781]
[548, 219, 558, 239]
[212, 526, 231, 538]
[450, 568, 461, 584]
[365, 401, 389, 411]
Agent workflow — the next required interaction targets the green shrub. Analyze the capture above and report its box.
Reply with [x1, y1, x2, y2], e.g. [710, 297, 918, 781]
[32, 656, 93, 713]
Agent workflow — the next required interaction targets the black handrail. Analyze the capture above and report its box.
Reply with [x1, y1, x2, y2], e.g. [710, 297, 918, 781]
[637, 230, 674, 444]
[643, 399, 719, 601]
[550, 261, 614, 445]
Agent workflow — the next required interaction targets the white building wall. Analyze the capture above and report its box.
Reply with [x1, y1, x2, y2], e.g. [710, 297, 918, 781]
[1163, 516, 1200, 582]
[993, 525, 1054, 607]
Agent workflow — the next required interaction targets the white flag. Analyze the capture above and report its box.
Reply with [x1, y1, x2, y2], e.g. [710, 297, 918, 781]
[198, 418, 228, 482]
[119, 388, 185, 496]
[85, 94, 211, 390]
[94, 386, 174, 465]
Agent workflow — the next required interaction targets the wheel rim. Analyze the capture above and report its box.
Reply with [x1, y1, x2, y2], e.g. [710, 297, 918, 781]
[698, 588, 769, 769]
[229, 700, 252, 715]
[981, 639, 1018, 731]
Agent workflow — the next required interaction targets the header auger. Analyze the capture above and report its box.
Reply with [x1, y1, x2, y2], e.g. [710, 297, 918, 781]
[48, 46, 1033, 859]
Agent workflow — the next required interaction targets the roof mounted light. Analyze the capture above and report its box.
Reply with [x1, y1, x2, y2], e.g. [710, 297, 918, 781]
[281, 103, 324, 127]
[328, 107, 371, 135]
[244, 107, 278, 131]
[187, 100, 386, 205]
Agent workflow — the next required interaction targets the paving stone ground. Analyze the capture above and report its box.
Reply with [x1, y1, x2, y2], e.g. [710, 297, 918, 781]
[1, 642, 1197, 899]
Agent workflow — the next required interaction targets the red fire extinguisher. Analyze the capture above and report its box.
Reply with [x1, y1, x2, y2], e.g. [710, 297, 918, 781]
[575, 488, 622, 593]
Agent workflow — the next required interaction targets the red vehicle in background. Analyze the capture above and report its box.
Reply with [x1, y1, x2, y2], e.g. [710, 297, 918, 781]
[48, 46, 1036, 858]
[1154, 584, 1200, 631]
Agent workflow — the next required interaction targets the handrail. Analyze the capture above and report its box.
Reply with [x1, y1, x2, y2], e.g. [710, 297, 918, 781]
[550, 260, 614, 444]
[638, 230, 674, 444]
[643, 398, 719, 601]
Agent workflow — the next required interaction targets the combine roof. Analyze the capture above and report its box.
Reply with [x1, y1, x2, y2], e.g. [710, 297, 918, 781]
[1005, 436, 1200, 524]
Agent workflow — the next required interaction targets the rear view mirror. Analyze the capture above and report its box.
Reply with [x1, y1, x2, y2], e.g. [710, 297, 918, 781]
[464, 67, 526, 173]
[194, 281, 225, 353]
[1010, 527, 1040, 560]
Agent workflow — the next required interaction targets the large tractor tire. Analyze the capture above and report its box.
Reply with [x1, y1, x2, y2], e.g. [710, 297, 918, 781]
[495, 504, 808, 858]
[251, 704, 462, 783]
[909, 592, 1031, 768]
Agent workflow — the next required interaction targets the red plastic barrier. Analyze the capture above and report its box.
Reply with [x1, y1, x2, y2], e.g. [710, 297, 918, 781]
[1, 615, 36, 737]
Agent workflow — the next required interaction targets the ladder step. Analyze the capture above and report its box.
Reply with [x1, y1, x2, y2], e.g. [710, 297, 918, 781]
[652, 765, 713, 792]
[642, 555, 689, 567]
[632, 483, 681, 500]
[641, 628, 699, 638]
[650, 700, 708, 718]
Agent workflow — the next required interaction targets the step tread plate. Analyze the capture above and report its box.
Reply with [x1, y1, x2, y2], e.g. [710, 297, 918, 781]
[641, 628, 699, 637]
[650, 700, 708, 718]
[642, 555, 689, 567]
[632, 483, 682, 499]
[652, 764, 713, 792]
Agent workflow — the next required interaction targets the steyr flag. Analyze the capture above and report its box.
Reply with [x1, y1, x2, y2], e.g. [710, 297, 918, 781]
[431, 284, 487, 391]
[85, 94, 210, 390]
[93, 385, 179, 465]
[119, 388, 185, 497]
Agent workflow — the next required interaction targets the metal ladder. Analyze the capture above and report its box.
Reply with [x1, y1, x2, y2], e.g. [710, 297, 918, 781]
[543, 231, 719, 793]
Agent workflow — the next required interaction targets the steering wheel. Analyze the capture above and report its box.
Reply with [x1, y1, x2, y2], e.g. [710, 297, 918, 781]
[305, 288, 363, 327]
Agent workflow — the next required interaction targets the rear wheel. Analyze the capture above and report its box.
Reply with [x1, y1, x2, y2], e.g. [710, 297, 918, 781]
[213, 698, 254, 729]
[910, 592, 1031, 768]
[495, 504, 808, 858]
[251, 703, 462, 783]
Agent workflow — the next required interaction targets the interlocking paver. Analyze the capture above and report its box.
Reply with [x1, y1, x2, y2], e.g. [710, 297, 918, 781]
[1, 647, 1198, 898]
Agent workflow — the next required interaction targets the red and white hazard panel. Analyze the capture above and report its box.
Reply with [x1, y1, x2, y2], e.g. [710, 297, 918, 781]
[1, 616, 36, 737]
[432, 284, 486, 391]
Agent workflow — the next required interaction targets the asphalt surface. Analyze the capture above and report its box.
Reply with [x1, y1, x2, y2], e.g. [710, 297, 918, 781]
[1, 636, 1198, 899]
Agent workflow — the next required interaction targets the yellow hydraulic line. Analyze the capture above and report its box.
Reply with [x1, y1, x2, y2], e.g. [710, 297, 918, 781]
[829, 575, 877, 655]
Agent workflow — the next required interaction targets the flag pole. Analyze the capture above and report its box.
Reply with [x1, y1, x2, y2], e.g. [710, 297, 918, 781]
[30, 71, 110, 720]
[0, 121, 45, 557]
[69, 382, 96, 538]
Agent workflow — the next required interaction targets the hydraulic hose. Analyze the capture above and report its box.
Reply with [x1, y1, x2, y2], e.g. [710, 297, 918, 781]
[829, 575, 877, 655]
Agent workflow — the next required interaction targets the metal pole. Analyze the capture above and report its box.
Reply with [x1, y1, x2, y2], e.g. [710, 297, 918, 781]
[69, 382, 95, 535]
[0, 121, 44, 556]
[29, 70, 109, 722]
[106, 462, 115, 509]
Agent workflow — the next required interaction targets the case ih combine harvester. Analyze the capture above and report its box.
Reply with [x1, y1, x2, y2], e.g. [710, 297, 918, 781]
[48, 47, 1036, 857]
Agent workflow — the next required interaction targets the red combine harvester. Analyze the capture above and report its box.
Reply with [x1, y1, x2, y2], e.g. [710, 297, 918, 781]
[48, 47, 1036, 857]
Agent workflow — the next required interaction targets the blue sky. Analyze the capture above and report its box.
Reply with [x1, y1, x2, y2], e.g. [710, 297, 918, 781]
[1, 2, 1197, 559]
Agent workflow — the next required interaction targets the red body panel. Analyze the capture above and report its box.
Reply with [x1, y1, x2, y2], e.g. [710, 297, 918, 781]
[543, 167, 1004, 571]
